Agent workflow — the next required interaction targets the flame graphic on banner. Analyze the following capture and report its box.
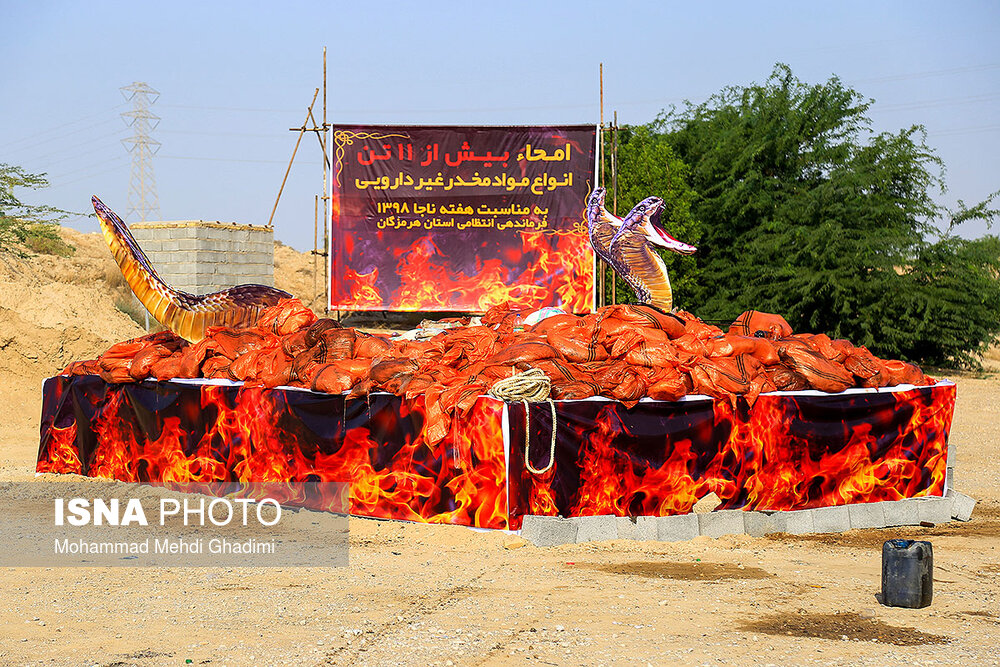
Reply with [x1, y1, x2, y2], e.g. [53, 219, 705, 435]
[39, 377, 953, 531]
[506, 384, 953, 527]
[38, 378, 508, 529]
[335, 231, 594, 312]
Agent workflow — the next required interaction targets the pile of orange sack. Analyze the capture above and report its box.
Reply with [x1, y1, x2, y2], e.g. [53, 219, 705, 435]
[62, 298, 933, 445]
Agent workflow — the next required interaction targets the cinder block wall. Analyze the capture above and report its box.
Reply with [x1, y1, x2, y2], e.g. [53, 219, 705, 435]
[129, 221, 274, 295]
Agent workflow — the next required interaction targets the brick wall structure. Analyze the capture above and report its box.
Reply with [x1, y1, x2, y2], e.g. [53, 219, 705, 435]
[129, 221, 274, 295]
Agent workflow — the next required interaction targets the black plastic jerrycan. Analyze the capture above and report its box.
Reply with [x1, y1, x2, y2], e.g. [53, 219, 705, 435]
[881, 539, 933, 608]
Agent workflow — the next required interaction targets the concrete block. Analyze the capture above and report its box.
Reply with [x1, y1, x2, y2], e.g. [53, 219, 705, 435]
[770, 509, 815, 535]
[698, 510, 746, 538]
[656, 514, 700, 542]
[811, 506, 851, 533]
[136, 239, 162, 252]
[916, 495, 953, 525]
[160, 240, 181, 252]
[172, 226, 200, 239]
[574, 515, 617, 543]
[946, 445, 956, 467]
[743, 511, 779, 537]
[615, 516, 657, 541]
[947, 490, 976, 522]
[520, 516, 577, 547]
[946, 467, 956, 490]
[848, 502, 888, 530]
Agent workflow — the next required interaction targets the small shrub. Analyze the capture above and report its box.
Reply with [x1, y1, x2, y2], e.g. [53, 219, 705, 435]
[23, 223, 74, 257]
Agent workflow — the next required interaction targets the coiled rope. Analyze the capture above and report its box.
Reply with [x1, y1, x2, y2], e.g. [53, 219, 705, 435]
[488, 368, 557, 475]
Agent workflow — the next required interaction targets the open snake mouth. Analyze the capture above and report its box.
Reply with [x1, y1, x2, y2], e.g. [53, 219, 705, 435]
[650, 225, 697, 254]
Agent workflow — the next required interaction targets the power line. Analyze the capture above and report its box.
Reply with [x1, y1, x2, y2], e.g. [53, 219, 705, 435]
[849, 63, 1000, 85]
[929, 123, 1000, 138]
[872, 91, 1000, 114]
[58, 161, 131, 188]
[13, 128, 126, 164]
[160, 103, 301, 113]
[0, 103, 127, 151]
[49, 155, 130, 181]
[158, 128, 288, 139]
[159, 154, 321, 165]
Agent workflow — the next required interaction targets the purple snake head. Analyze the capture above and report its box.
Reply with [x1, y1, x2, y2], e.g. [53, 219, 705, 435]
[586, 187, 609, 232]
[631, 197, 697, 255]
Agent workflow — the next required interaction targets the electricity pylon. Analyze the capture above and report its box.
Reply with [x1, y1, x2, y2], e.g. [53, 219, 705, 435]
[121, 82, 161, 222]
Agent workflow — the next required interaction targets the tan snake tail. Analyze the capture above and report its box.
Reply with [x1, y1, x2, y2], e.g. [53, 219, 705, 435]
[92, 195, 293, 342]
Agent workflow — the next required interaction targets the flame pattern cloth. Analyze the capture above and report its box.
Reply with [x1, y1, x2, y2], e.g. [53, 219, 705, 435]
[38, 374, 952, 530]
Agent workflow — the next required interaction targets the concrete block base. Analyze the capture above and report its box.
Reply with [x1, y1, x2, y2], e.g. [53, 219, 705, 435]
[848, 502, 888, 530]
[809, 506, 852, 533]
[616, 516, 657, 541]
[743, 512, 779, 537]
[518, 490, 973, 545]
[917, 495, 954, 525]
[770, 509, 815, 535]
[883, 499, 921, 527]
[656, 514, 700, 542]
[575, 515, 617, 542]
[698, 510, 745, 538]
[948, 490, 976, 522]
[521, 516, 577, 546]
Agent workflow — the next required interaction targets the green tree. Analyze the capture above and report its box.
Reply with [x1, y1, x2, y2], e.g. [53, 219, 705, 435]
[654, 64, 1000, 365]
[599, 124, 700, 307]
[0, 163, 75, 257]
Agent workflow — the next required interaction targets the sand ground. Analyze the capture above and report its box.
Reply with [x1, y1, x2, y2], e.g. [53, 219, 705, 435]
[0, 230, 998, 666]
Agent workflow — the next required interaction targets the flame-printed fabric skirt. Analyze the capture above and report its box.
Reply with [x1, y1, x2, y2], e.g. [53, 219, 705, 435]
[38, 376, 954, 531]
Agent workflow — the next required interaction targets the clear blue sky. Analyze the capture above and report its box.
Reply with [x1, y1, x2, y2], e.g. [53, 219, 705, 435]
[2, 0, 998, 251]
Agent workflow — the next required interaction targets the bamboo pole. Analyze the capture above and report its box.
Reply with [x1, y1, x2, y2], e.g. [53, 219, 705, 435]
[268, 87, 320, 227]
[611, 110, 618, 305]
[598, 63, 605, 308]
[323, 47, 332, 317]
[314, 194, 319, 308]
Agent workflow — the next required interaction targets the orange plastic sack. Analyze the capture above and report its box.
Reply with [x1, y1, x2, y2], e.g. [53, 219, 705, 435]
[599, 304, 687, 339]
[488, 342, 562, 366]
[882, 359, 928, 386]
[311, 328, 356, 363]
[255, 298, 316, 336]
[729, 310, 793, 340]
[546, 332, 608, 363]
[706, 335, 779, 366]
[353, 333, 393, 359]
[778, 345, 854, 393]
[311, 359, 371, 394]
[207, 329, 268, 361]
[647, 366, 691, 402]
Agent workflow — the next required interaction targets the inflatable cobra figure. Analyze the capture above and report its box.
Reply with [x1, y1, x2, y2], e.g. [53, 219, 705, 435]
[92, 196, 292, 342]
[587, 188, 696, 311]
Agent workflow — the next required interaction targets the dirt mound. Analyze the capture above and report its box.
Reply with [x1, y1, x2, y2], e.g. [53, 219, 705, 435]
[273, 240, 325, 316]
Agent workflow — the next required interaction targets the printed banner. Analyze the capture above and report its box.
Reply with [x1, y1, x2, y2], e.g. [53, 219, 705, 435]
[39, 376, 952, 531]
[330, 125, 597, 312]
